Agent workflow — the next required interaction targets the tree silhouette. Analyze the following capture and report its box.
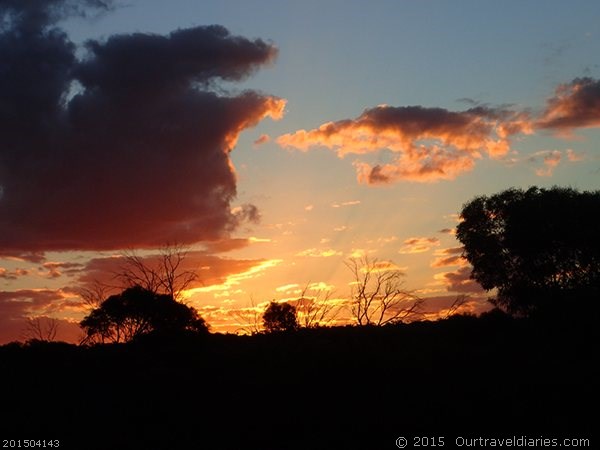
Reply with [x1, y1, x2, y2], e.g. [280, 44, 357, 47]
[346, 257, 423, 326]
[262, 301, 299, 332]
[456, 186, 600, 316]
[80, 285, 208, 344]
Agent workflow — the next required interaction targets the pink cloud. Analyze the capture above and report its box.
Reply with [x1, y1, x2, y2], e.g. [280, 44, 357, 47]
[530, 150, 562, 177]
[566, 148, 585, 162]
[253, 134, 271, 146]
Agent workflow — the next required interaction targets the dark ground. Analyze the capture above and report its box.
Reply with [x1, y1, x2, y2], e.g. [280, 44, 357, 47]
[1, 313, 597, 450]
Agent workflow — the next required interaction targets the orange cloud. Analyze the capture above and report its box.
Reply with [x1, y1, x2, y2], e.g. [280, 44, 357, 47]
[184, 259, 282, 299]
[399, 237, 440, 254]
[363, 260, 407, 273]
[438, 228, 456, 235]
[0, 267, 30, 280]
[512, 148, 584, 177]
[278, 105, 532, 184]
[566, 148, 585, 162]
[431, 255, 467, 268]
[276, 283, 301, 293]
[532, 150, 562, 177]
[331, 200, 361, 208]
[537, 77, 600, 131]
[431, 247, 467, 268]
[77, 251, 271, 296]
[40, 262, 84, 279]
[201, 238, 252, 253]
[296, 248, 342, 258]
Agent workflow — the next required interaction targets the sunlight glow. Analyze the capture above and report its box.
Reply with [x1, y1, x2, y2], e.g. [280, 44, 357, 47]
[182, 259, 283, 299]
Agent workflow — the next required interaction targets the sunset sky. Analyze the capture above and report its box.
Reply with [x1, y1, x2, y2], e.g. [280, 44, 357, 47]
[1, 0, 599, 343]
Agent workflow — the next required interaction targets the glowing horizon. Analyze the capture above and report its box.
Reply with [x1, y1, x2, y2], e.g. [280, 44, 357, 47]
[1, 0, 600, 343]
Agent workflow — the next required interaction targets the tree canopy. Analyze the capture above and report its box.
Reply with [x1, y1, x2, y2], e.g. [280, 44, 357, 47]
[262, 301, 298, 333]
[456, 186, 600, 316]
[80, 285, 208, 343]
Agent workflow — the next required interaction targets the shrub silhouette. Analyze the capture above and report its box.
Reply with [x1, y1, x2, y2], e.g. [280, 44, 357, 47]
[456, 186, 600, 316]
[80, 285, 208, 343]
[262, 301, 299, 332]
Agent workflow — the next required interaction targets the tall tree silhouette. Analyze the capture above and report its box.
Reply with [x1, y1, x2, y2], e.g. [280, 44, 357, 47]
[456, 186, 600, 316]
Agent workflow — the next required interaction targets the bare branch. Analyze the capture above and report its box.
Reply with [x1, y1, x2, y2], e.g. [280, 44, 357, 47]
[116, 244, 198, 300]
[22, 317, 59, 342]
[346, 256, 423, 326]
[444, 295, 470, 319]
[293, 284, 340, 328]
[233, 295, 264, 335]
[79, 280, 113, 310]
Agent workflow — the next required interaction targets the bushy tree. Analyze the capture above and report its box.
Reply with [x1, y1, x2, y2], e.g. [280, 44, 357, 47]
[80, 285, 208, 343]
[456, 186, 600, 316]
[262, 301, 298, 333]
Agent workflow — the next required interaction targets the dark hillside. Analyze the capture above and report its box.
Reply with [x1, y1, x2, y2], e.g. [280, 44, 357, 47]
[1, 315, 596, 449]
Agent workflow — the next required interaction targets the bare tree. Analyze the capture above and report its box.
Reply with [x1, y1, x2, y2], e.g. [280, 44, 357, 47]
[23, 317, 59, 342]
[292, 284, 340, 328]
[117, 244, 198, 300]
[345, 257, 423, 326]
[233, 296, 264, 335]
[443, 294, 470, 319]
[79, 280, 113, 309]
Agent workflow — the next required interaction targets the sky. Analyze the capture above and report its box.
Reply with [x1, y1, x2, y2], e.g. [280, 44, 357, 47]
[1, 0, 599, 343]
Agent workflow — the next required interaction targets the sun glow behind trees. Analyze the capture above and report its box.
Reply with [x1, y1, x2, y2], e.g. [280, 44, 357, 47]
[1, 1, 600, 343]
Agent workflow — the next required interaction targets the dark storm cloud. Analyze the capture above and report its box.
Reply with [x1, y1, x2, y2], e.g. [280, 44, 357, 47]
[75, 24, 278, 95]
[0, 1, 284, 256]
[0, 0, 113, 32]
